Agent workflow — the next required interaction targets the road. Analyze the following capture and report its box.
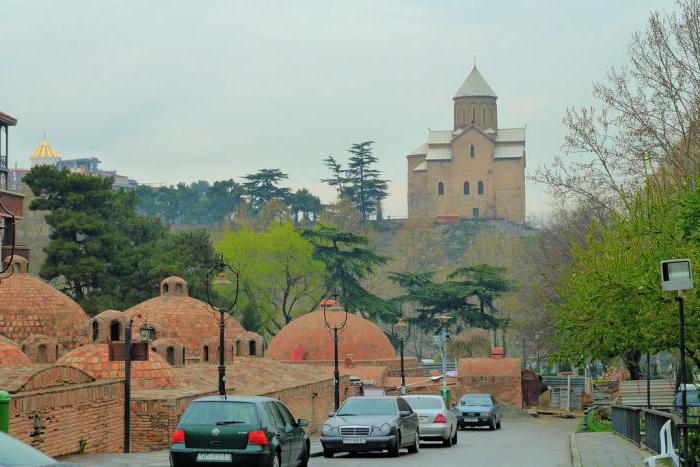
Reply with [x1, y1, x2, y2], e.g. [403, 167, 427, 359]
[313, 416, 577, 467]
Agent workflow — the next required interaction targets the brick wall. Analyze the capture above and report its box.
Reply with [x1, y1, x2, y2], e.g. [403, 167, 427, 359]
[457, 357, 522, 408]
[8, 380, 124, 457]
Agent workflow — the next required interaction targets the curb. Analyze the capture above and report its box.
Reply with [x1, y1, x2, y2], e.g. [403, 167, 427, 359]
[570, 433, 583, 467]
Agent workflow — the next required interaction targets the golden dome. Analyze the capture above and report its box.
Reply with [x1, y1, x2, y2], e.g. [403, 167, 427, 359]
[30, 137, 60, 160]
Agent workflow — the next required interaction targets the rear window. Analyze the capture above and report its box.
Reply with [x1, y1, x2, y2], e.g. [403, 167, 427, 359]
[460, 395, 493, 406]
[337, 398, 397, 416]
[404, 397, 444, 410]
[180, 401, 258, 426]
[0, 432, 56, 464]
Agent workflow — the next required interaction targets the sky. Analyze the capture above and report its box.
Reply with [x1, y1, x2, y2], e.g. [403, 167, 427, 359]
[1, 0, 672, 219]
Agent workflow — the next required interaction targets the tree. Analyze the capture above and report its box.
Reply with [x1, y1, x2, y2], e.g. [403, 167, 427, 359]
[301, 224, 394, 320]
[242, 169, 290, 213]
[288, 188, 322, 225]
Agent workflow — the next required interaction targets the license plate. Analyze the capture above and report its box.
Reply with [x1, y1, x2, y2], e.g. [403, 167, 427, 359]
[464, 417, 478, 422]
[196, 453, 232, 462]
[343, 438, 367, 444]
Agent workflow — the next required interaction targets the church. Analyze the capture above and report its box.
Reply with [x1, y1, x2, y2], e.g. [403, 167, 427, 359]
[406, 66, 526, 224]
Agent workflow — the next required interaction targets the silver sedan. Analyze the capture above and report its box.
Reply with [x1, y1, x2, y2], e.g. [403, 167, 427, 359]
[403, 395, 458, 447]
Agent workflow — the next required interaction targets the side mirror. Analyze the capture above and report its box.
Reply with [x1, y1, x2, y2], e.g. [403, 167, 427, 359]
[328, 411, 336, 418]
[297, 419, 309, 427]
[399, 410, 411, 417]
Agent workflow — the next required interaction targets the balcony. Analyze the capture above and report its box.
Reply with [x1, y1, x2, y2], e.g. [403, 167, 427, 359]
[0, 153, 7, 172]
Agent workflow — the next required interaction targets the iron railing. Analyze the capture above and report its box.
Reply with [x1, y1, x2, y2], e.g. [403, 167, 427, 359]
[612, 406, 641, 445]
[643, 408, 679, 455]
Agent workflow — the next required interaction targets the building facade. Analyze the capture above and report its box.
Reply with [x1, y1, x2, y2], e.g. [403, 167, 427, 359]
[407, 66, 526, 224]
[0, 110, 29, 263]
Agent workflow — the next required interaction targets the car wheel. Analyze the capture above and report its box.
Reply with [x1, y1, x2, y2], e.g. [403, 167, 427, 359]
[271, 451, 281, 467]
[388, 433, 401, 457]
[452, 427, 458, 445]
[323, 449, 334, 458]
[497, 419, 502, 430]
[408, 431, 420, 454]
[442, 431, 452, 447]
[489, 419, 496, 431]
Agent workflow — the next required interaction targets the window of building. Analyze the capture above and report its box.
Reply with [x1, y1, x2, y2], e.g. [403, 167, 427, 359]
[438, 182, 444, 195]
[92, 321, 99, 341]
[483, 107, 486, 123]
[203, 345, 209, 362]
[110, 320, 121, 342]
[166, 347, 175, 365]
[478, 181, 484, 194]
[463, 182, 470, 195]
[470, 145, 475, 159]
[182, 348, 186, 365]
[473, 208, 480, 218]
[236, 340, 242, 356]
[471, 106, 475, 123]
[249, 340, 257, 357]
[37, 345, 47, 363]
[175, 284, 183, 294]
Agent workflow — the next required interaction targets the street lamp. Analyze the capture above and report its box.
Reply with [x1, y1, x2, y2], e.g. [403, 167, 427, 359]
[535, 333, 541, 375]
[660, 259, 694, 465]
[391, 316, 411, 395]
[435, 314, 451, 405]
[321, 293, 345, 411]
[206, 253, 240, 396]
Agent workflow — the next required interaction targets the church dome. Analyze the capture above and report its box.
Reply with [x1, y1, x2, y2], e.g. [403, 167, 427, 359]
[267, 306, 396, 361]
[56, 343, 178, 389]
[123, 276, 246, 362]
[29, 137, 60, 167]
[0, 339, 31, 364]
[0, 256, 88, 353]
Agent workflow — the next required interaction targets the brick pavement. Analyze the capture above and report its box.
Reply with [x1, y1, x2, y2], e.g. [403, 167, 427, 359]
[571, 432, 649, 467]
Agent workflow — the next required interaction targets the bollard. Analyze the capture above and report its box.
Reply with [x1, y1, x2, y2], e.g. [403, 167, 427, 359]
[440, 386, 451, 407]
[0, 390, 10, 433]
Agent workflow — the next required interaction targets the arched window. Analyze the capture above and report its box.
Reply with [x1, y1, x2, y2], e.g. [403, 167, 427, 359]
[182, 348, 186, 365]
[483, 107, 486, 123]
[236, 340, 242, 357]
[166, 347, 175, 365]
[203, 345, 209, 362]
[55, 345, 59, 359]
[175, 284, 183, 294]
[110, 320, 121, 342]
[92, 321, 99, 341]
[249, 340, 257, 357]
[163, 283, 169, 293]
[478, 181, 484, 195]
[438, 182, 444, 195]
[470, 145, 475, 159]
[471, 106, 475, 123]
[37, 345, 47, 363]
[463, 182, 470, 195]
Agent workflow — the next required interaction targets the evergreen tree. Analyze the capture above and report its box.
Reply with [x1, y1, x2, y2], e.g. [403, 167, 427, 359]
[242, 169, 290, 213]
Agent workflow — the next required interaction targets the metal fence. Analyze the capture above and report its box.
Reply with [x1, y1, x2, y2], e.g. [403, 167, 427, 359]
[612, 406, 641, 445]
[643, 408, 679, 455]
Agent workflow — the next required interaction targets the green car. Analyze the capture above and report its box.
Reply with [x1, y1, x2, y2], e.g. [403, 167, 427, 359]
[170, 395, 310, 467]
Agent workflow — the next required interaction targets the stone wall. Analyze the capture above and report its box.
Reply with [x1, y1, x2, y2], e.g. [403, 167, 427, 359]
[457, 357, 522, 408]
[8, 380, 124, 457]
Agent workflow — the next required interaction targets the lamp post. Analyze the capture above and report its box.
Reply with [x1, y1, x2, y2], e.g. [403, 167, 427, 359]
[435, 314, 451, 405]
[321, 293, 345, 411]
[391, 316, 411, 395]
[535, 333, 541, 375]
[122, 316, 155, 453]
[660, 259, 693, 466]
[206, 254, 240, 396]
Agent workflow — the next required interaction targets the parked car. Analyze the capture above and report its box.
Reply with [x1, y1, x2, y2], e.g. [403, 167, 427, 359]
[403, 394, 458, 447]
[320, 396, 420, 458]
[455, 393, 502, 430]
[170, 395, 310, 467]
[0, 431, 82, 466]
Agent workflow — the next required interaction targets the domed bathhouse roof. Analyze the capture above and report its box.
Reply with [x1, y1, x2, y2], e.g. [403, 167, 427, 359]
[123, 276, 246, 363]
[267, 305, 396, 362]
[0, 256, 88, 353]
[56, 343, 178, 389]
[0, 339, 31, 364]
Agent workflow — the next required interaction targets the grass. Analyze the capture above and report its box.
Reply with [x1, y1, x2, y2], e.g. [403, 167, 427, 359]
[577, 410, 613, 433]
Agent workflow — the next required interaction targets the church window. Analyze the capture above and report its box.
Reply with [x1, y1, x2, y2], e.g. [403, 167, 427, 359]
[471, 106, 475, 123]
[478, 181, 484, 194]
[483, 107, 486, 124]
[473, 208, 480, 218]
[438, 182, 444, 195]
[463, 182, 470, 195]
[110, 320, 121, 342]
[470, 145, 475, 159]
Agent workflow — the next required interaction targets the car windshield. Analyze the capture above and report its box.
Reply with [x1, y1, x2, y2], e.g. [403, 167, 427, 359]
[180, 401, 258, 426]
[404, 397, 444, 410]
[337, 398, 397, 416]
[461, 395, 493, 406]
[0, 432, 56, 464]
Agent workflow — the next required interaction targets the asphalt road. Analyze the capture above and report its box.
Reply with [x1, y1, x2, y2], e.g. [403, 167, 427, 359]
[312, 416, 577, 467]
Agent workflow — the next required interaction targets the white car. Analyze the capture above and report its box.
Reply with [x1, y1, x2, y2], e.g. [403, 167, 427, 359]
[403, 395, 458, 447]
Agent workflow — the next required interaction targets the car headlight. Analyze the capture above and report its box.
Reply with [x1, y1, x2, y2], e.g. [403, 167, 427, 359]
[372, 423, 391, 435]
[321, 424, 335, 436]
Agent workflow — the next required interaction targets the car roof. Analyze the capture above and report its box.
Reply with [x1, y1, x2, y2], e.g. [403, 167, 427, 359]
[403, 394, 442, 398]
[192, 395, 278, 403]
[461, 393, 492, 397]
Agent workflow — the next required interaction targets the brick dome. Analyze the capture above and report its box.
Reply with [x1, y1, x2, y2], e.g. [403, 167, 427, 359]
[57, 343, 178, 389]
[0, 256, 88, 353]
[0, 340, 31, 364]
[267, 309, 396, 361]
[123, 276, 246, 362]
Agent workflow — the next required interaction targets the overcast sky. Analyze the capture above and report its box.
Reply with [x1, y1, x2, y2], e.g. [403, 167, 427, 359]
[1, 0, 670, 219]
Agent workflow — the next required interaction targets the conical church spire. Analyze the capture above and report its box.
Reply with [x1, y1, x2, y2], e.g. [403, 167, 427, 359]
[454, 66, 497, 99]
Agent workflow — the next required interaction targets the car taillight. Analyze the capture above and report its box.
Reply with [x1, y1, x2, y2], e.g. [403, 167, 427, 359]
[485, 412, 493, 417]
[248, 430, 269, 445]
[433, 413, 447, 424]
[171, 428, 185, 444]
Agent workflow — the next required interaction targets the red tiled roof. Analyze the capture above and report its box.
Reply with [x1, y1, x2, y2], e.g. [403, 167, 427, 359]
[57, 343, 178, 389]
[0, 340, 31, 364]
[267, 310, 395, 361]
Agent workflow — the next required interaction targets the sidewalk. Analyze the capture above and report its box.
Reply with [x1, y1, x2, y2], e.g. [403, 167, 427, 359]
[571, 432, 649, 467]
